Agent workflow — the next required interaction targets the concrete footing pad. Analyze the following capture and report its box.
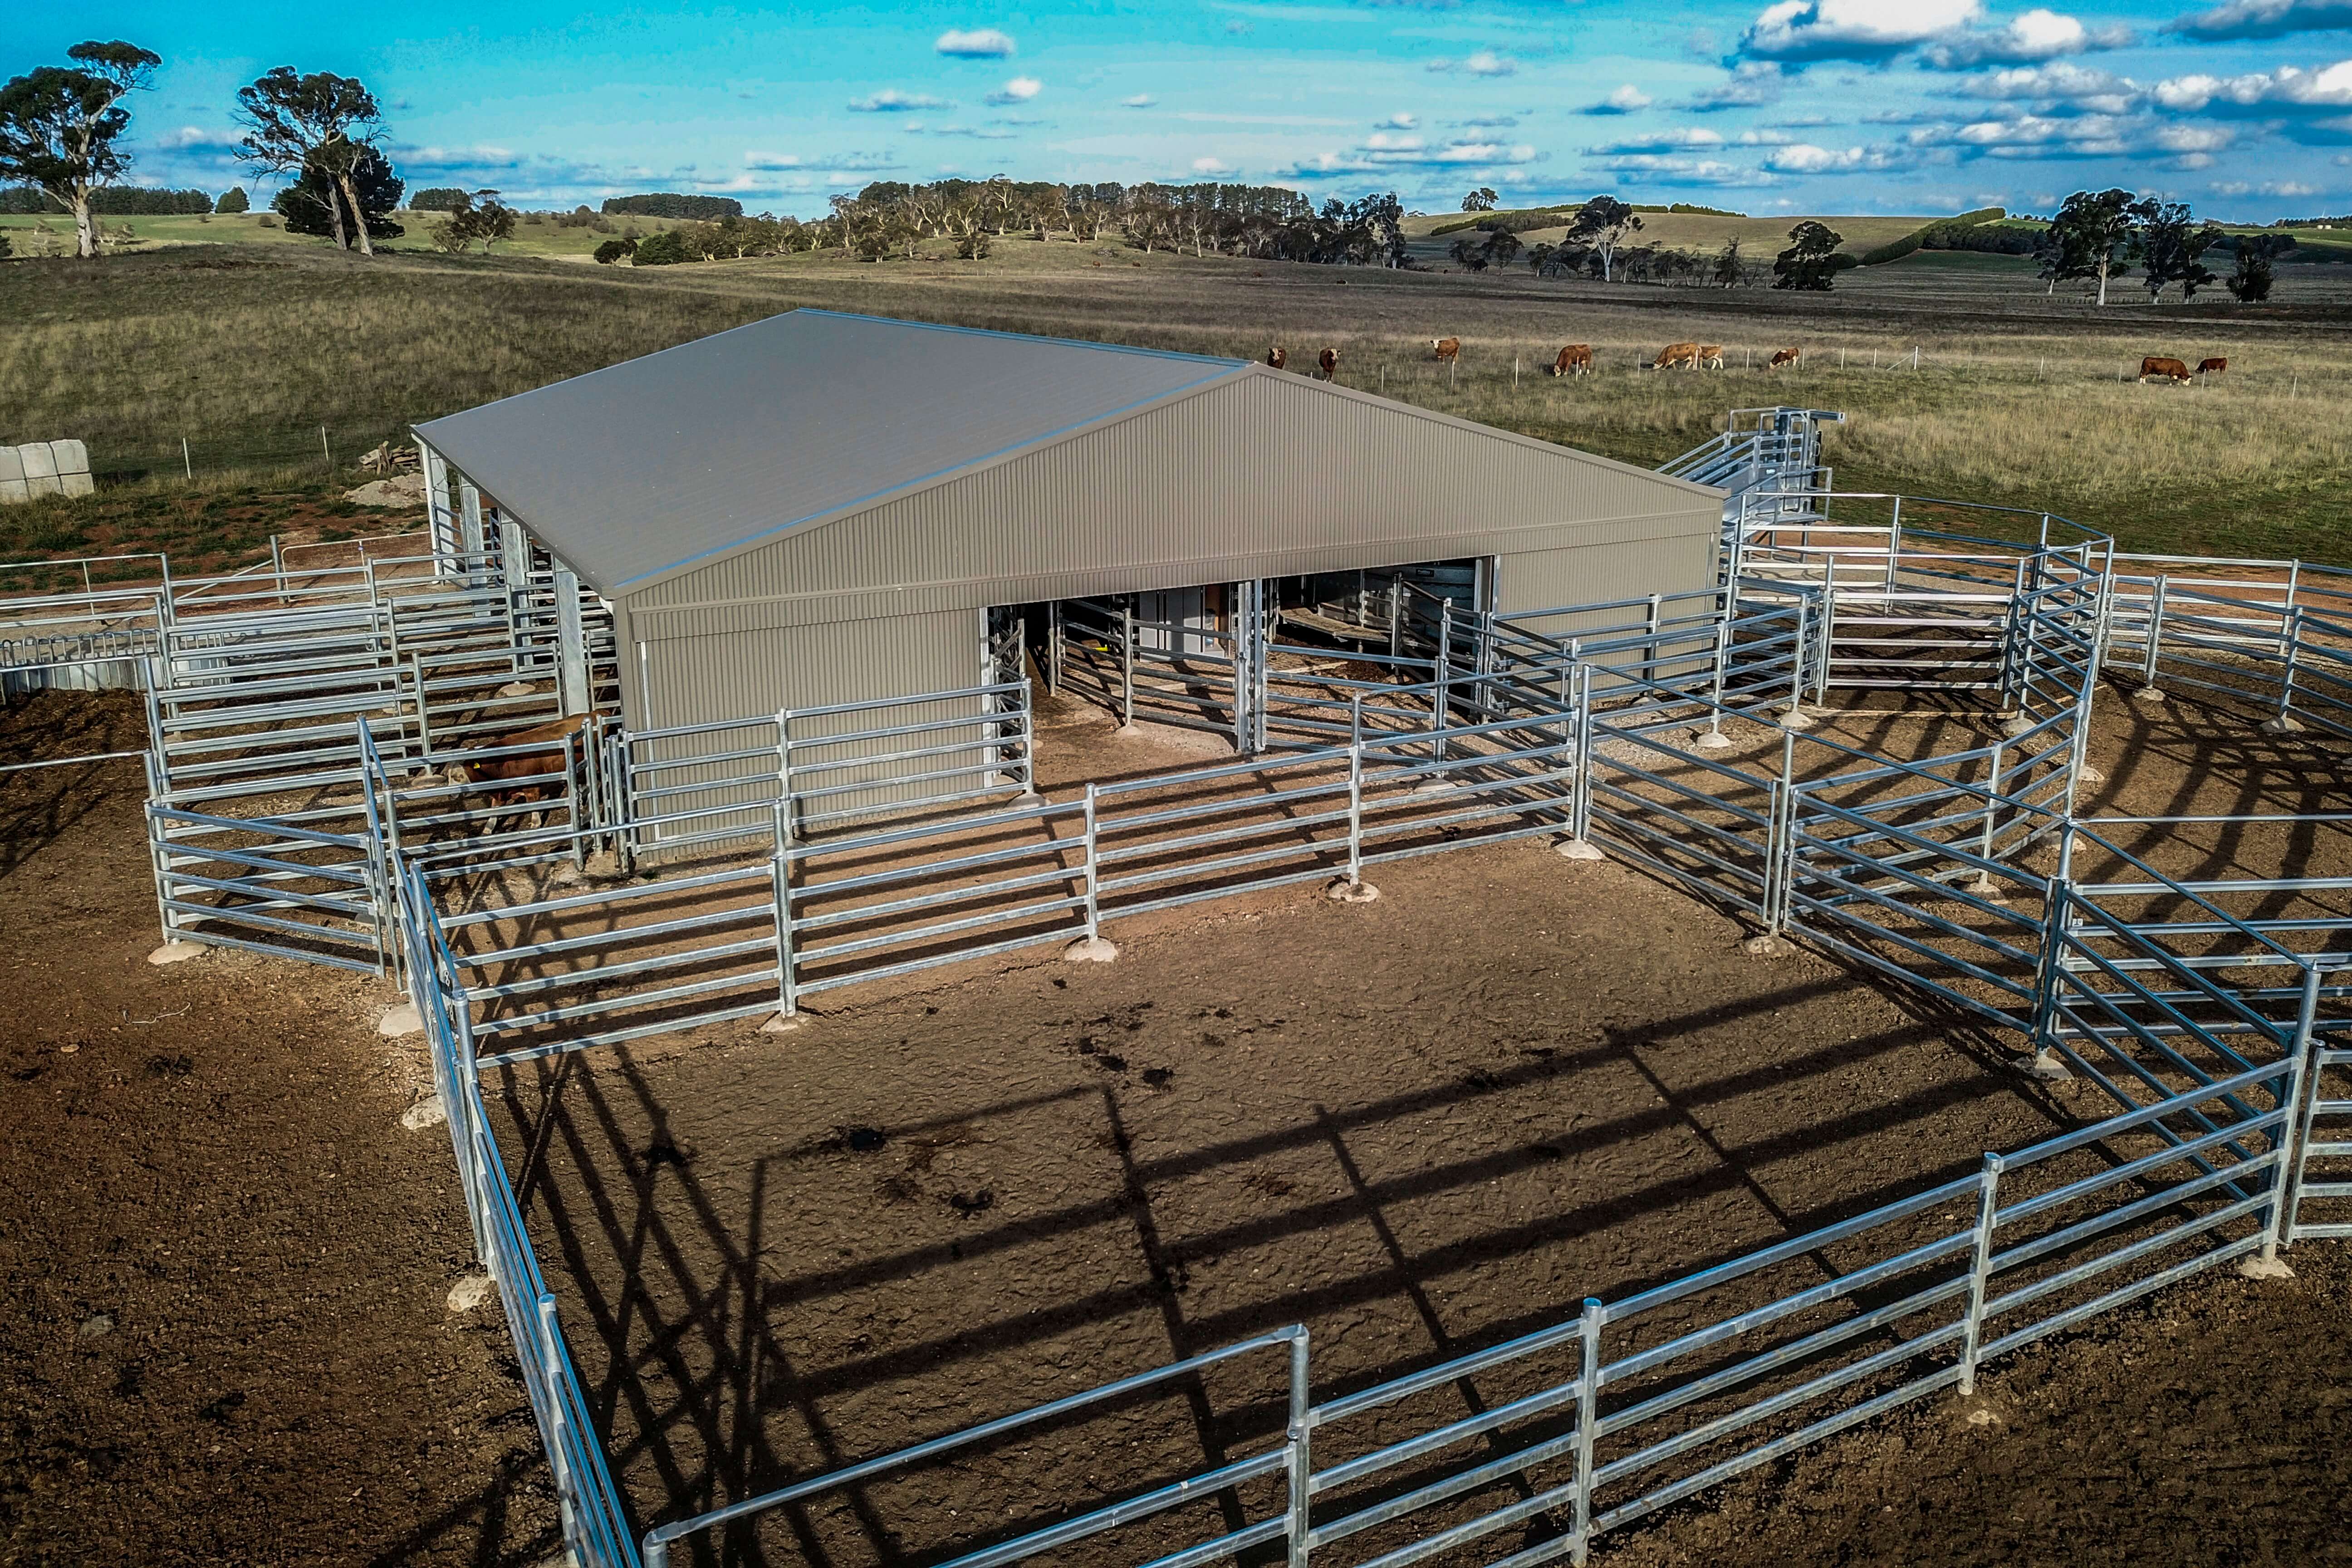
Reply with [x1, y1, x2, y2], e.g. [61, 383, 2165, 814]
[1554, 838, 1605, 861]
[1962, 877, 2008, 903]
[1693, 730, 1736, 751]
[2000, 715, 2037, 739]
[146, 941, 203, 966]
[1012, 791, 1047, 808]
[760, 1012, 812, 1034]
[1063, 936, 1119, 963]
[2260, 714, 2307, 735]
[2028, 1046, 2073, 1082]
[496, 680, 536, 698]
[2076, 764, 2107, 788]
[1779, 709, 1815, 732]
[446, 1272, 495, 1314]
[399, 1095, 448, 1132]
[1740, 933, 1796, 959]
[378, 1003, 423, 1038]
[1411, 779, 1460, 796]
[582, 850, 627, 881]
[2237, 1252, 2295, 1281]
[1327, 877, 1382, 904]
[1113, 724, 1145, 739]
[2133, 687, 2166, 703]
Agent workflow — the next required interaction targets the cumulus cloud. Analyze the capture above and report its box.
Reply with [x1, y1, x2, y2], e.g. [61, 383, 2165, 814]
[1380, 112, 1420, 128]
[2153, 59, 2352, 112]
[1966, 61, 2144, 113]
[1428, 50, 1516, 76]
[1584, 128, 1727, 153]
[1122, 94, 1156, 108]
[985, 75, 1042, 105]
[849, 89, 952, 112]
[2213, 177, 2323, 193]
[1740, 0, 1985, 62]
[1764, 142, 1869, 170]
[154, 125, 241, 150]
[1583, 84, 1654, 114]
[1192, 157, 1235, 174]
[935, 28, 1015, 57]
[1691, 62, 1785, 110]
[2171, 0, 2352, 40]
[1294, 133, 1539, 174]
[1921, 9, 2135, 67]
[1584, 153, 1767, 186]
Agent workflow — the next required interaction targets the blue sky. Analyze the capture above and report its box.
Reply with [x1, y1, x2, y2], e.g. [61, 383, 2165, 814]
[14, 0, 2352, 220]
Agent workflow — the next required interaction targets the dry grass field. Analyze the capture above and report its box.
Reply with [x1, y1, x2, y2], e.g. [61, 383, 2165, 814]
[3, 231, 2350, 565]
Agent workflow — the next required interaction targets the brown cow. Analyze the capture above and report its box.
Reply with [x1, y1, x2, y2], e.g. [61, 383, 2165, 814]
[1317, 346, 1340, 380]
[2197, 356, 2228, 377]
[1769, 346, 1802, 371]
[443, 712, 591, 813]
[1650, 341, 1700, 371]
[1548, 343, 1593, 377]
[1266, 345, 1288, 370]
[2139, 356, 2192, 384]
[1430, 337, 1461, 363]
[1697, 344, 1725, 370]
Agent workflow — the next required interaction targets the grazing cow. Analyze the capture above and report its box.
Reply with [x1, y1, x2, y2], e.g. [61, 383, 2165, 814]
[1650, 341, 1701, 372]
[1548, 343, 1593, 377]
[2138, 356, 2192, 385]
[1266, 345, 1288, 370]
[1430, 337, 1461, 363]
[1697, 344, 1725, 370]
[1769, 346, 1803, 371]
[443, 712, 592, 815]
[1317, 346, 1340, 380]
[2197, 357, 2228, 377]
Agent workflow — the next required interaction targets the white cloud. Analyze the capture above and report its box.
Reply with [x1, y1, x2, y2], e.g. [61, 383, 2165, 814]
[849, 89, 952, 112]
[2155, 59, 2352, 112]
[1741, 0, 1984, 61]
[1428, 50, 1516, 76]
[934, 28, 1015, 57]
[1585, 129, 1728, 153]
[155, 125, 240, 151]
[985, 75, 1042, 105]
[2156, 123, 2235, 152]
[1587, 153, 1769, 186]
[1922, 9, 2134, 67]
[1193, 157, 1235, 174]
[1585, 84, 1653, 115]
[2171, 0, 2352, 42]
[2214, 176, 2323, 194]
[1764, 142, 1867, 170]
[1691, 62, 1785, 110]
[1122, 94, 1156, 108]
[1294, 135, 1539, 174]
[1968, 61, 2143, 113]
[1380, 113, 1420, 129]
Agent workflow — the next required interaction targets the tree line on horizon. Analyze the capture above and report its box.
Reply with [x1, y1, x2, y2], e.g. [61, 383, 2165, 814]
[0, 34, 2312, 300]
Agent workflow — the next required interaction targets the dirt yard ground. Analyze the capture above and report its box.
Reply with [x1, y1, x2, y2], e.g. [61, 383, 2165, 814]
[4, 678, 2350, 1567]
[0, 691, 559, 1566]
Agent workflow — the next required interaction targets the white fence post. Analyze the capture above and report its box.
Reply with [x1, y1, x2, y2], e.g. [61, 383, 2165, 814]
[1346, 742, 1365, 887]
[1284, 1330, 1313, 1568]
[774, 709, 796, 844]
[2264, 964, 2324, 1259]
[1082, 784, 1103, 940]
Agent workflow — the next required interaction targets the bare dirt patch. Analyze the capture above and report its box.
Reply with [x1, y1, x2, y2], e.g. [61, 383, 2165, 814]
[0, 691, 556, 1566]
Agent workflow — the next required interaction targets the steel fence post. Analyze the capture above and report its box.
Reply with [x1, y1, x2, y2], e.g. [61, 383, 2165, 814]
[769, 797, 798, 1024]
[2264, 964, 2324, 1259]
[1347, 743, 1365, 887]
[1769, 730, 1799, 935]
[1788, 594, 1810, 720]
[2141, 575, 2168, 691]
[774, 709, 796, 845]
[1286, 1329, 1313, 1568]
[1571, 666, 1596, 843]
[1350, 693, 1363, 749]
[1705, 618, 1730, 741]
[1122, 604, 1136, 730]
[2277, 607, 2304, 726]
[1019, 673, 1037, 791]
[2029, 875, 2070, 1050]
[1083, 784, 1103, 940]
[1885, 495, 1902, 595]
[1570, 1297, 1602, 1565]
[1645, 592, 1662, 681]
[1977, 737, 2005, 870]
[537, 1297, 588, 1559]
[1958, 1152, 2004, 1396]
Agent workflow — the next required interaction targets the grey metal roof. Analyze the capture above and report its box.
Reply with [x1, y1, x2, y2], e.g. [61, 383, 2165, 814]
[414, 309, 1249, 593]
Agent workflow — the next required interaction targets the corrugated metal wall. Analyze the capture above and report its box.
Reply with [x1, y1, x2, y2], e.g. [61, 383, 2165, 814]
[611, 372, 1718, 727]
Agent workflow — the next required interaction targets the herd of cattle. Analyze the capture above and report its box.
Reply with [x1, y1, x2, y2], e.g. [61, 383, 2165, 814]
[1266, 338, 2234, 387]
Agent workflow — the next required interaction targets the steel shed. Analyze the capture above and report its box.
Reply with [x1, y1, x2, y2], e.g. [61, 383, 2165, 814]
[414, 309, 1724, 736]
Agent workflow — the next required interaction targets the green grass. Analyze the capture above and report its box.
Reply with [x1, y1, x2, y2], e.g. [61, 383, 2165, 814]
[3, 233, 2348, 572]
[0, 207, 686, 262]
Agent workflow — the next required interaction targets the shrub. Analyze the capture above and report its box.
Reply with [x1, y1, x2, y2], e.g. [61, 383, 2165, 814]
[216, 185, 249, 214]
[631, 229, 690, 265]
[592, 236, 637, 265]
[411, 187, 470, 211]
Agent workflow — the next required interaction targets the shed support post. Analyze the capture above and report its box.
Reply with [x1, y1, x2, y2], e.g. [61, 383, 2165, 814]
[554, 566, 588, 717]
[459, 482, 487, 580]
[498, 518, 528, 677]
[422, 446, 456, 578]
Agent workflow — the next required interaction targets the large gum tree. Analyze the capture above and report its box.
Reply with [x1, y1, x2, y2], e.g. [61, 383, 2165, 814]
[0, 41, 159, 260]
[235, 67, 387, 257]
